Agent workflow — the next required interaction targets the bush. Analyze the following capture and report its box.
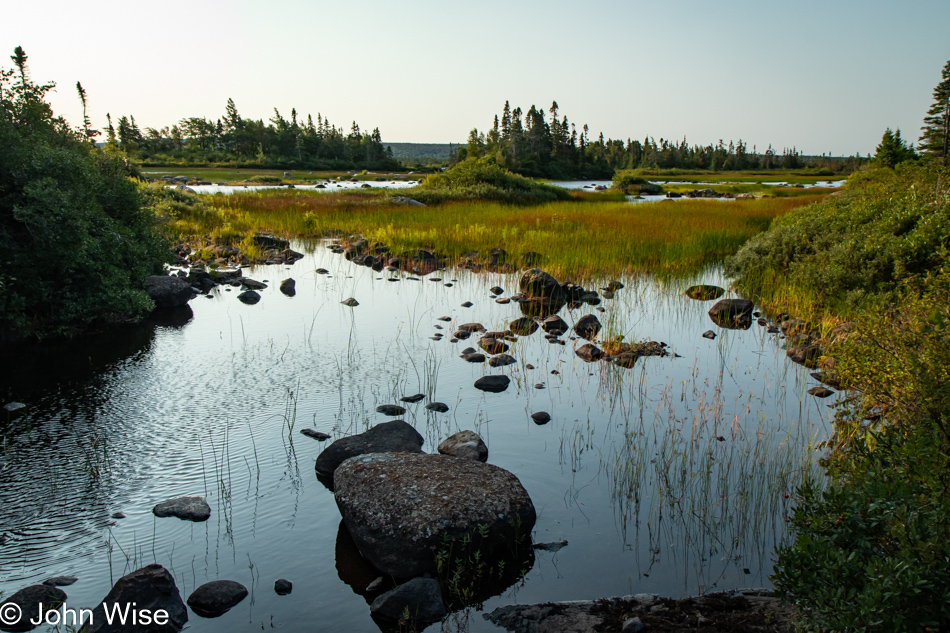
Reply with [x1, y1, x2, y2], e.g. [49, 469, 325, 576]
[611, 170, 663, 194]
[405, 158, 570, 205]
[0, 53, 168, 340]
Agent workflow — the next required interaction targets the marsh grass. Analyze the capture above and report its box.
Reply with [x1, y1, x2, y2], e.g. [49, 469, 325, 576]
[168, 190, 821, 280]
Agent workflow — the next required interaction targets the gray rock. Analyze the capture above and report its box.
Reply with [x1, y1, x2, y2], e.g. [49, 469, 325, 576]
[0, 585, 67, 631]
[153, 496, 211, 522]
[425, 402, 449, 413]
[702, 330, 716, 339]
[2, 402, 26, 413]
[490, 286, 504, 295]
[240, 278, 267, 290]
[334, 453, 536, 578]
[111, 512, 125, 519]
[808, 386, 835, 398]
[489, 354, 517, 368]
[237, 290, 261, 304]
[461, 353, 486, 363]
[370, 577, 446, 625]
[390, 196, 426, 207]
[314, 420, 423, 479]
[187, 580, 247, 617]
[575, 343, 603, 362]
[146, 275, 193, 309]
[495, 297, 511, 304]
[532, 539, 568, 552]
[461, 301, 474, 308]
[299, 429, 331, 441]
[400, 393, 425, 403]
[474, 375, 510, 393]
[458, 323, 486, 333]
[274, 579, 292, 595]
[519, 269, 565, 301]
[279, 278, 296, 296]
[43, 576, 78, 587]
[622, 616, 645, 633]
[341, 297, 359, 307]
[573, 314, 601, 340]
[376, 404, 407, 416]
[438, 430, 488, 462]
[82, 564, 187, 632]
[531, 412, 551, 425]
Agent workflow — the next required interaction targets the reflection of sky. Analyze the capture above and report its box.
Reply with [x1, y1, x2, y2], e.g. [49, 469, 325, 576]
[8, 1, 948, 154]
[0, 245, 833, 631]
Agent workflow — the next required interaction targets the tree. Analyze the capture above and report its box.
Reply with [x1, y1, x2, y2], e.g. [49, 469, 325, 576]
[875, 128, 916, 168]
[919, 59, 950, 166]
[75, 81, 96, 141]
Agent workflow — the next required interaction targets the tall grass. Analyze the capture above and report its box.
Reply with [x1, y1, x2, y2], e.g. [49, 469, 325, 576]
[167, 189, 821, 279]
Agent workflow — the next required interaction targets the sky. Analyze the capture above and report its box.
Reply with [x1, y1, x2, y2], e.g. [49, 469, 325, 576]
[5, 0, 949, 156]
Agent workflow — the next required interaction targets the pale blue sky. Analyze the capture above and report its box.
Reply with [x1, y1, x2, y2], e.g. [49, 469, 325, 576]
[6, 0, 949, 155]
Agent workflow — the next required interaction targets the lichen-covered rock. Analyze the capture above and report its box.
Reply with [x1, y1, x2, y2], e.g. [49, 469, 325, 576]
[438, 430, 488, 462]
[334, 453, 536, 578]
[314, 420, 423, 480]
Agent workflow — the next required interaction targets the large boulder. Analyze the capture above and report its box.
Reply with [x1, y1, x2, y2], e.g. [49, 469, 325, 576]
[81, 564, 187, 632]
[314, 420, 423, 480]
[334, 452, 536, 578]
[145, 276, 193, 309]
[1, 585, 67, 632]
[519, 269, 565, 302]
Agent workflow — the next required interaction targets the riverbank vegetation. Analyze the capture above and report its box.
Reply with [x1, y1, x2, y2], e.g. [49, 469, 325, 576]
[0, 49, 167, 342]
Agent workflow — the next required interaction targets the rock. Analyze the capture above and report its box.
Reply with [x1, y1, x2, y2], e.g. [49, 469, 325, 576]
[541, 315, 569, 335]
[370, 577, 447, 625]
[42, 576, 78, 587]
[613, 352, 638, 368]
[474, 375, 510, 393]
[461, 353, 486, 363]
[480, 338, 510, 355]
[146, 275, 193, 308]
[708, 299, 754, 329]
[454, 329, 472, 340]
[314, 420, 423, 479]
[82, 564, 187, 632]
[279, 278, 296, 296]
[376, 404, 407, 416]
[575, 343, 603, 362]
[2, 402, 26, 413]
[685, 284, 725, 300]
[606, 280, 624, 291]
[573, 314, 601, 340]
[531, 412, 551, 425]
[788, 344, 821, 368]
[187, 580, 247, 618]
[508, 317, 539, 336]
[438, 430, 488, 462]
[334, 452, 536, 578]
[519, 269, 565, 301]
[316, 268, 329, 274]
[495, 297, 511, 304]
[0, 585, 67, 631]
[490, 286, 504, 295]
[237, 290, 261, 304]
[702, 330, 716, 339]
[622, 616, 645, 633]
[390, 196, 426, 207]
[461, 301, 474, 308]
[808, 386, 835, 398]
[253, 234, 289, 250]
[152, 496, 211, 522]
[300, 429, 331, 441]
[400, 394, 425, 403]
[458, 323, 486, 333]
[425, 402, 449, 413]
[274, 579, 292, 596]
[240, 278, 267, 290]
[111, 512, 125, 519]
[489, 354, 517, 367]
[341, 297, 359, 307]
[532, 539, 568, 552]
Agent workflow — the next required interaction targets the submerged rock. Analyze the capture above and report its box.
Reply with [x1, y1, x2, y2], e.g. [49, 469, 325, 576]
[152, 496, 211, 522]
[808, 386, 835, 398]
[489, 354, 517, 367]
[334, 452, 536, 578]
[43, 576, 78, 587]
[300, 429, 331, 441]
[474, 375, 510, 393]
[509, 317, 539, 336]
[400, 394, 425, 403]
[82, 564, 187, 633]
[314, 420, 424, 480]
[376, 404, 406, 416]
[685, 285, 725, 301]
[425, 402, 450, 413]
[187, 580, 247, 618]
[480, 338, 510, 355]
[438, 430, 488, 462]
[370, 577, 446, 625]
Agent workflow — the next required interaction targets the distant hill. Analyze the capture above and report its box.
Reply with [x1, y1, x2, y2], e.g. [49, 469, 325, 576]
[383, 142, 459, 161]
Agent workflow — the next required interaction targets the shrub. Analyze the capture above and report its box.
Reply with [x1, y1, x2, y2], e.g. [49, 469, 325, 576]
[611, 170, 663, 194]
[405, 159, 570, 205]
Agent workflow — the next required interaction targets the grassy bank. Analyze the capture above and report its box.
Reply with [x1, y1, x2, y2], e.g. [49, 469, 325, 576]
[162, 186, 821, 279]
[728, 162, 950, 631]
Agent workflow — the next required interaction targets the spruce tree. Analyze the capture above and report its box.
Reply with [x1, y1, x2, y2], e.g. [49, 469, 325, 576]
[919, 59, 950, 166]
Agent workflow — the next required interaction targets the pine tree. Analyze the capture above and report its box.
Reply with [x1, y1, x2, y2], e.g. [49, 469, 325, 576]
[75, 81, 96, 141]
[919, 59, 950, 166]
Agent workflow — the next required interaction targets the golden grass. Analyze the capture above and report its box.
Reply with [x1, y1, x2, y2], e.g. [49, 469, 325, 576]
[167, 191, 825, 279]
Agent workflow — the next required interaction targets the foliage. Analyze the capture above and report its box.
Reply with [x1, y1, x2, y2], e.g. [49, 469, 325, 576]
[611, 170, 663, 194]
[873, 128, 917, 168]
[407, 158, 571, 205]
[919, 59, 950, 166]
[0, 49, 168, 340]
[727, 162, 950, 315]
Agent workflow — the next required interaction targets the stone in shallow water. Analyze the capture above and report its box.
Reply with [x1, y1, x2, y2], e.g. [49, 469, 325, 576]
[152, 496, 211, 522]
[83, 564, 187, 633]
[684, 284, 725, 301]
[274, 579, 292, 595]
[461, 352, 486, 363]
[300, 428, 331, 441]
[474, 375, 510, 393]
[509, 317, 539, 336]
[531, 411, 551, 424]
[187, 580, 248, 618]
[341, 297, 359, 307]
[438, 430, 488, 462]
[575, 343, 603, 362]
[573, 314, 601, 340]
[237, 290, 261, 305]
[314, 420, 423, 479]
[489, 354, 517, 368]
[43, 576, 78, 587]
[376, 404, 406, 416]
[425, 402, 449, 413]
[334, 452, 536, 578]
[370, 577, 446, 625]
[702, 330, 716, 339]
[808, 386, 835, 398]
[400, 393, 425, 403]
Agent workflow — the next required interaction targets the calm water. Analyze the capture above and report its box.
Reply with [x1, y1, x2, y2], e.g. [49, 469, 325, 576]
[0, 243, 832, 632]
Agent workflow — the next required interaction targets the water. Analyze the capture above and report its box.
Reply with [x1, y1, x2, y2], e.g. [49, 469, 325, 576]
[0, 244, 832, 632]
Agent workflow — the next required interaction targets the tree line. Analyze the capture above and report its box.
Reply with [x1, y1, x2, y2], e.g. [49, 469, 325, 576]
[103, 98, 400, 170]
[874, 59, 950, 168]
[459, 100, 868, 179]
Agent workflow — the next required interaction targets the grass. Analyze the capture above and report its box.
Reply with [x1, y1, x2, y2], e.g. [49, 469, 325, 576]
[140, 166, 424, 184]
[164, 188, 823, 279]
[626, 168, 843, 185]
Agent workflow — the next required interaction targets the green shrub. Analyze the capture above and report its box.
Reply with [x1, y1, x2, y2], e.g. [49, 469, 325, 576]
[611, 170, 664, 194]
[0, 53, 168, 340]
[406, 158, 570, 204]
